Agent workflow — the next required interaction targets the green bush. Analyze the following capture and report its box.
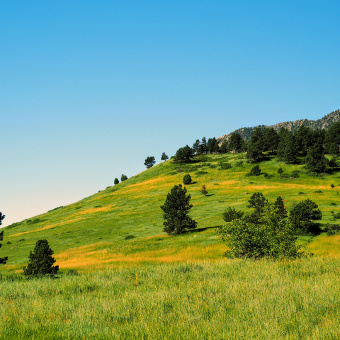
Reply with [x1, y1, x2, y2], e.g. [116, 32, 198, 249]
[183, 174, 192, 185]
[219, 162, 232, 170]
[222, 207, 244, 222]
[247, 165, 261, 176]
[219, 205, 299, 259]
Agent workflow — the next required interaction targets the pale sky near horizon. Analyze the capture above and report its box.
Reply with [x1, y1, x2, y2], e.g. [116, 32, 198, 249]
[1, 1, 339, 226]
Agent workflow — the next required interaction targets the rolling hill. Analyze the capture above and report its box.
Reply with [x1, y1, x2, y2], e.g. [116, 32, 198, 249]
[1, 153, 339, 273]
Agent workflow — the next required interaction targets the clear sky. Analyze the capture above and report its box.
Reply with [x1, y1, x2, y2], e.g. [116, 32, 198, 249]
[1, 1, 339, 226]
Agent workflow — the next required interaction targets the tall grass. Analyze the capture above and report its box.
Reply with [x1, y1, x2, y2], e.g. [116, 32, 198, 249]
[1, 257, 339, 339]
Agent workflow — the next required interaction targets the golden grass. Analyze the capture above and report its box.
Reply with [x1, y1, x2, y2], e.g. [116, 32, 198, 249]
[306, 235, 340, 258]
[73, 205, 115, 216]
[9, 217, 88, 238]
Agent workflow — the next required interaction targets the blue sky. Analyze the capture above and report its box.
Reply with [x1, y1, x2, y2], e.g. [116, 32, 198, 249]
[1, 1, 339, 226]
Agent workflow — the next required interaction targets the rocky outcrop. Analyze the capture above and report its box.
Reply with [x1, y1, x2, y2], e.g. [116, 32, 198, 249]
[218, 109, 340, 143]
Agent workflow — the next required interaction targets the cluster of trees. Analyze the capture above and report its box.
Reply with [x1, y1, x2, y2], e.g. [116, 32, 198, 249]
[246, 123, 340, 172]
[219, 193, 322, 259]
[144, 153, 169, 169]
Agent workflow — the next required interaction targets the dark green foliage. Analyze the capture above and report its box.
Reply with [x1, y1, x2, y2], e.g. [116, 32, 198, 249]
[331, 183, 335, 188]
[219, 205, 299, 259]
[325, 122, 340, 154]
[331, 211, 340, 220]
[144, 156, 156, 169]
[328, 158, 337, 169]
[289, 199, 322, 234]
[198, 137, 207, 155]
[192, 139, 201, 155]
[121, 174, 128, 181]
[246, 127, 264, 163]
[23, 239, 59, 276]
[174, 145, 194, 163]
[220, 139, 229, 153]
[114, 178, 119, 185]
[161, 152, 169, 161]
[219, 162, 232, 170]
[0, 212, 8, 266]
[183, 174, 192, 185]
[222, 207, 244, 222]
[228, 132, 245, 153]
[207, 137, 220, 154]
[283, 134, 298, 164]
[195, 170, 208, 176]
[294, 125, 313, 157]
[277, 128, 289, 160]
[246, 192, 268, 224]
[247, 165, 261, 176]
[125, 235, 136, 240]
[325, 223, 340, 235]
[277, 167, 284, 175]
[304, 145, 328, 173]
[160, 185, 197, 235]
[274, 196, 287, 219]
[262, 128, 279, 154]
[291, 170, 300, 178]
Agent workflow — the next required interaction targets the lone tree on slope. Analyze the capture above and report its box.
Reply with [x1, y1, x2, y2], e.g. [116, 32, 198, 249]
[144, 156, 156, 169]
[0, 212, 8, 266]
[160, 184, 197, 235]
[161, 152, 169, 161]
[23, 239, 59, 276]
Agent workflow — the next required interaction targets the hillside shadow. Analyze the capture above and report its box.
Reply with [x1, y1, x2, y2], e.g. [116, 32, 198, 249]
[185, 225, 220, 234]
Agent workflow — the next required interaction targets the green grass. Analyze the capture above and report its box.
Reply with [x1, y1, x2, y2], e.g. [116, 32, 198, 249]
[1, 153, 339, 272]
[0, 258, 339, 339]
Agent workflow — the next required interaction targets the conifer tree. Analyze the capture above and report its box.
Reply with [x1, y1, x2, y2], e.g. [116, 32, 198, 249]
[283, 134, 298, 164]
[23, 239, 59, 276]
[161, 152, 169, 161]
[160, 185, 197, 234]
[114, 178, 119, 185]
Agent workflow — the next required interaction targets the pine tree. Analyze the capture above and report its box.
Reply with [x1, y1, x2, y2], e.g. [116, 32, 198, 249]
[121, 174, 128, 181]
[114, 178, 119, 185]
[274, 195, 287, 220]
[161, 152, 169, 161]
[144, 156, 156, 169]
[228, 132, 243, 153]
[23, 239, 59, 276]
[0, 212, 8, 266]
[283, 134, 298, 164]
[246, 127, 264, 163]
[160, 185, 197, 234]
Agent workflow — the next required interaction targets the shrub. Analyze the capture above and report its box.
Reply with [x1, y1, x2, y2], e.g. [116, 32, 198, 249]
[200, 185, 208, 196]
[219, 162, 232, 170]
[331, 183, 335, 188]
[331, 211, 340, 220]
[219, 205, 299, 259]
[183, 174, 192, 185]
[121, 174, 128, 181]
[222, 207, 244, 222]
[325, 223, 340, 235]
[125, 235, 136, 240]
[114, 178, 119, 185]
[290, 199, 322, 234]
[291, 170, 300, 178]
[195, 170, 208, 176]
[23, 239, 59, 277]
[277, 167, 284, 175]
[247, 165, 261, 176]
[330, 202, 337, 206]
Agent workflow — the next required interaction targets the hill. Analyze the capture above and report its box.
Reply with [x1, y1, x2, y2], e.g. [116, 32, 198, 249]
[218, 109, 340, 142]
[1, 153, 339, 273]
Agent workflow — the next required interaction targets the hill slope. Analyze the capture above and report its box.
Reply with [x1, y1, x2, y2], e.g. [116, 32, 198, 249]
[218, 109, 340, 142]
[1, 153, 340, 272]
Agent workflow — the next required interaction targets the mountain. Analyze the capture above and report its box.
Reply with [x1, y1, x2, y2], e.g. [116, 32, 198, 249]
[217, 109, 340, 143]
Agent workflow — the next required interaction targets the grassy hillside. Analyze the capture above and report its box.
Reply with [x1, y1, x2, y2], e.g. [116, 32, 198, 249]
[1, 153, 340, 272]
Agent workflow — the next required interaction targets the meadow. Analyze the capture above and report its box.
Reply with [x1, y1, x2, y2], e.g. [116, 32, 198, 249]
[1, 258, 340, 339]
[1, 153, 340, 339]
[1, 153, 339, 272]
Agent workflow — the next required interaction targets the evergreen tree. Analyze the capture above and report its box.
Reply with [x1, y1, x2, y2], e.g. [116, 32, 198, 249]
[262, 128, 279, 154]
[23, 239, 59, 276]
[200, 184, 208, 196]
[228, 132, 243, 153]
[220, 139, 228, 153]
[277, 128, 289, 160]
[161, 152, 169, 161]
[192, 139, 201, 155]
[144, 156, 156, 169]
[198, 137, 208, 154]
[246, 192, 268, 224]
[0, 212, 8, 266]
[246, 127, 264, 163]
[294, 125, 312, 156]
[160, 184, 197, 234]
[114, 178, 119, 185]
[304, 145, 328, 173]
[121, 174, 128, 181]
[283, 134, 298, 164]
[174, 145, 194, 163]
[207, 137, 219, 154]
[273, 195, 287, 220]
[325, 122, 340, 154]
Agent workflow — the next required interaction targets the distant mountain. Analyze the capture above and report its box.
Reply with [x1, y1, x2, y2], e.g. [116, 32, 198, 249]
[217, 109, 340, 143]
